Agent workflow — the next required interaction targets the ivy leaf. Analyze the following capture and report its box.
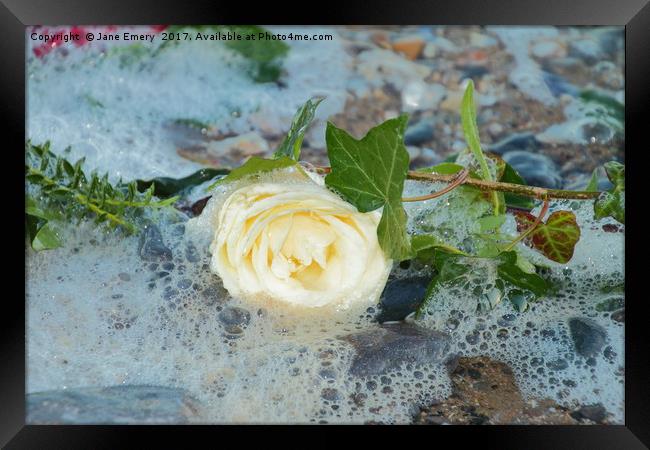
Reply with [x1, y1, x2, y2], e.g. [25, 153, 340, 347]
[137, 168, 230, 198]
[206, 156, 298, 190]
[477, 214, 506, 232]
[325, 115, 411, 260]
[496, 251, 550, 297]
[416, 248, 550, 317]
[500, 162, 535, 210]
[515, 210, 581, 264]
[594, 161, 624, 224]
[274, 98, 324, 161]
[411, 234, 466, 262]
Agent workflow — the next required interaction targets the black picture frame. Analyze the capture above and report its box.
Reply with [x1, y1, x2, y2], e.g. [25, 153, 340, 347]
[3, 0, 648, 447]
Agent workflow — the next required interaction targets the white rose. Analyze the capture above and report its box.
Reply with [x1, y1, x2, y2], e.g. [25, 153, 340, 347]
[208, 178, 391, 309]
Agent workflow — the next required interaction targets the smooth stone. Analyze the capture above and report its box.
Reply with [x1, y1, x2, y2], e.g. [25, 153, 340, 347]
[401, 81, 446, 112]
[569, 38, 603, 64]
[502, 151, 562, 189]
[543, 71, 579, 98]
[610, 309, 624, 323]
[376, 276, 430, 323]
[570, 403, 608, 423]
[422, 42, 438, 58]
[457, 65, 489, 79]
[138, 224, 173, 262]
[341, 322, 451, 377]
[218, 307, 251, 334]
[469, 31, 497, 48]
[320, 388, 341, 402]
[205, 132, 269, 158]
[486, 132, 540, 155]
[595, 296, 624, 312]
[27, 385, 201, 424]
[568, 317, 607, 358]
[593, 61, 624, 90]
[392, 36, 426, 60]
[545, 359, 569, 371]
[184, 241, 201, 263]
[596, 28, 624, 56]
[357, 49, 432, 90]
[564, 175, 613, 192]
[404, 120, 435, 146]
[531, 40, 563, 59]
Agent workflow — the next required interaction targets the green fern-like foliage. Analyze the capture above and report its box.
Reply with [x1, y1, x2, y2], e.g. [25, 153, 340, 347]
[25, 141, 179, 249]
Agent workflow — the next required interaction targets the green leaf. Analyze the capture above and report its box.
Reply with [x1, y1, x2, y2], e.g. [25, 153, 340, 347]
[579, 90, 624, 133]
[206, 156, 297, 190]
[325, 115, 409, 212]
[223, 25, 290, 83]
[31, 221, 62, 251]
[496, 251, 550, 297]
[325, 115, 411, 260]
[594, 161, 624, 224]
[415, 162, 464, 175]
[137, 168, 230, 198]
[585, 168, 599, 192]
[274, 98, 324, 161]
[594, 191, 625, 224]
[26, 141, 179, 241]
[411, 234, 466, 260]
[377, 201, 412, 261]
[477, 214, 506, 232]
[500, 162, 535, 209]
[154, 26, 289, 83]
[515, 210, 581, 263]
[461, 80, 501, 215]
[173, 118, 211, 130]
[416, 248, 550, 318]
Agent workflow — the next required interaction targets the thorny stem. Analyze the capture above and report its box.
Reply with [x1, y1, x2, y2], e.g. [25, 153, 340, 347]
[402, 169, 470, 202]
[503, 197, 550, 252]
[314, 167, 601, 201]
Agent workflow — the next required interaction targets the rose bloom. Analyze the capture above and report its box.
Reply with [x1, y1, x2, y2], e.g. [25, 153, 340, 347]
[208, 177, 391, 309]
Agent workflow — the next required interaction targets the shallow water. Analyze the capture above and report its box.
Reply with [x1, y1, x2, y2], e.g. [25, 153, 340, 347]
[26, 25, 624, 424]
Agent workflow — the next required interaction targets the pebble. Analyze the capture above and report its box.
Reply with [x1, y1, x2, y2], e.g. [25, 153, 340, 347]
[218, 307, 251, 335]
[404, 120, 435, 146]
[568, 317, 607, 358]
[205, 132, 269, 158]
[502, 151, 562, 189]
[401, 81, 446, 112]
[543, 71, 579, 98]
[610, 309, 624, 323]
[392, 36, 426, 61]
[569, 38, 603, 64]
[27, 386, 202, 424]
[570, 403, 607, 423]
[531, 40, 564, 59]
[537, 119, 615, 145]
[376, 276, 430, 323]
[138, 224, 173, 262]
[487, 132, 540, 155]
[422, 42, 437, 59]
[469, 32, 497, 48]
[593, 61, 624, 90]
[341, 322, 450, 377]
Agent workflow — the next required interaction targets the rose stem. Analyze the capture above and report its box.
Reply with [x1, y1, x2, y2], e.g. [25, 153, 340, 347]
[314, 167, 601, 201]
[503, 197, 550, 252]
[401, 169, 470, 202]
